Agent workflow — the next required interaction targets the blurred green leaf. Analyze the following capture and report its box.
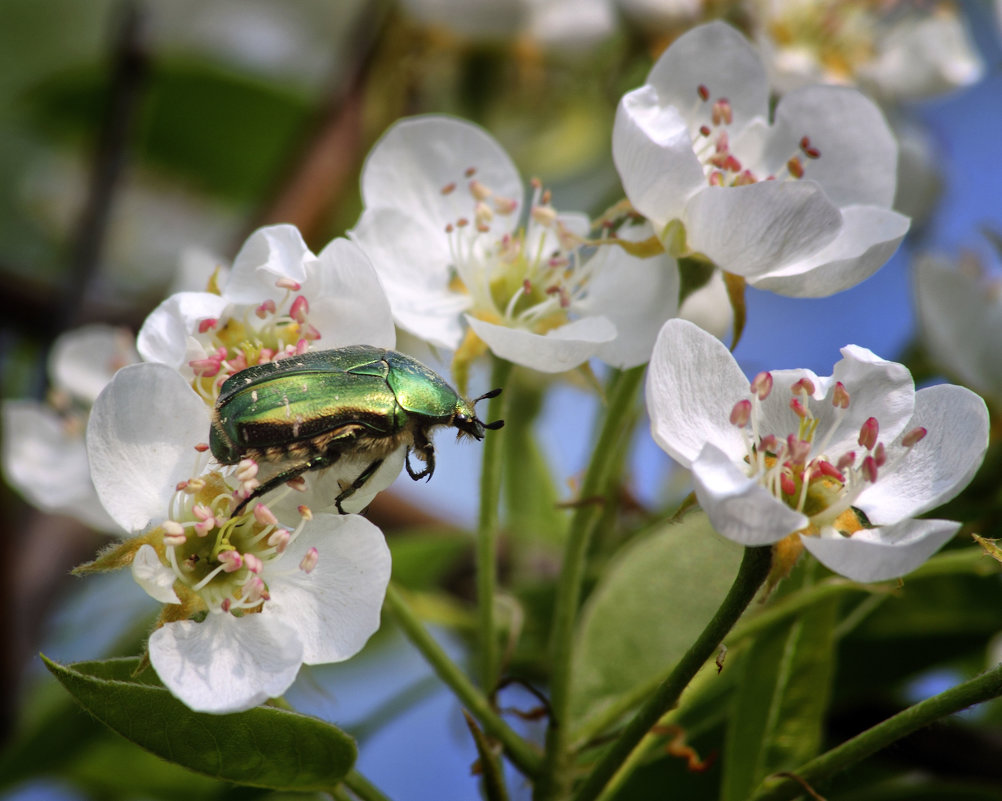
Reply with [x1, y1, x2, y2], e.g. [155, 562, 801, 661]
[721, 560, 837, 801]
[25, 58, 312, 202]
[388, 528, 472, 591]
[568, 510, 743, 733]
[43, 655, 357, 792]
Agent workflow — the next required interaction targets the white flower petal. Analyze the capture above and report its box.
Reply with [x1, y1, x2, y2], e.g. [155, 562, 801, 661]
[914, 257, 1002, 399]
[767, 85, 898, 208]
[856, 384, 988, 524]
[466, 315, 615, 372]
[168, 247, 228, 295]
[801, 519, 959, 582]
[583, 236, 680, 368]
[265, 514, 391, 665]
[351, 207, 468, 350]
[149, 612, 303, 713]
[137, 292, 229, 368]
[645, 319, 749, 467]
[751, 206, 910, 297]
[360, 116, 523, 238]
[225, 224, 316, 305]
[50, 325, 138, 404]
[644, 21, 770, 131]
[683, 181, 841, 277]
[132, 544, 180, 604]
[678, 270, 732, 341]
[612, 85, 706, 228]
[692, 444, 808, 545]
[1, 401, 117, 532]
[87, 364, 210, 533]
[308, 238, 396, 350]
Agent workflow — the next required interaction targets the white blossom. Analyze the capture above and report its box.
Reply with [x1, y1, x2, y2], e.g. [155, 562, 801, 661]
[646, 319, 988, 582]
[351, 115, 679, 374]
[613, 21, 910, 298]
[87, 363, 390, 713]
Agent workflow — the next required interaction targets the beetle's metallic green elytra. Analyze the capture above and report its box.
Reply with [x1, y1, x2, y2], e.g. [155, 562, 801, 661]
[210, 345, 503, 514]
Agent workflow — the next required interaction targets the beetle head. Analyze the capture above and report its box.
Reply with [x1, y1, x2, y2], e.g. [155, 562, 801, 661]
[453, 387, 505, 440]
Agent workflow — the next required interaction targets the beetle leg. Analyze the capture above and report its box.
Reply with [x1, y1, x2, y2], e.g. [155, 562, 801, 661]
[334, 458, 385, 514]
[405, 432, 436, 482]
[230, 452, 341, 517]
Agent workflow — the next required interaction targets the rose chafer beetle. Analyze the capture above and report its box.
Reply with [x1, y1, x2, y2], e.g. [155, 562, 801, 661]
[210, 345, 503, 515]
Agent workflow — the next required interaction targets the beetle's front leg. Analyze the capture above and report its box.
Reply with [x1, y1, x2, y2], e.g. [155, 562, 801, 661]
[230, 451, 341, 517]
[405, 431, 435, 481]
[334, 458, 385, 514]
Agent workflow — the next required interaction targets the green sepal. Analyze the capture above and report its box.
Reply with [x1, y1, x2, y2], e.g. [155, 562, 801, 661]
[42, 655, 357, 792]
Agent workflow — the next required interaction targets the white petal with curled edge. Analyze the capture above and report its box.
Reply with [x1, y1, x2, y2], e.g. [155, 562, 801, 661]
[751, 206, 910, 298]
[683, 181, 841, 277]
[225, 224, 315, 305]
[132, 544, 180, 604]
[613, 85, 706, 229]
[692, 443, 808, 545]
[309, 238, 396, 350]
[644, 21, 770, 131]
[149, 612, 304, 714]
[801, 518, 960, 582]
[856, 384, 988, 524]
[645, 319, 748, 468]
[265, 514, 391, 665]
[86, 364, 210, 534]
[360, 116, 522, 240]
[50, 325, 138, 404]
[466, 315, 615, 373]
[137, 292, 229, 368]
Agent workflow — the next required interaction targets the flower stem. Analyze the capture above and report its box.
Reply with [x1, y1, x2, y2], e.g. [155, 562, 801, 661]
[750, 659, 1002, 801]
[384, 582, 541, 777]
[342, 769, 392, 801]
[537, 365, 646, 800]
[478, 357, 513, 695]
[571, 545, 774, 801]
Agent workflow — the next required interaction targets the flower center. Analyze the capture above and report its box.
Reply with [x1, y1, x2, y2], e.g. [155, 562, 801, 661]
[730, 372, 927, 534]
[439, 169, 591, 333]
[688, 84, 822, 187]
[161, 468, 316, 615]
[188, 278, 322, 403]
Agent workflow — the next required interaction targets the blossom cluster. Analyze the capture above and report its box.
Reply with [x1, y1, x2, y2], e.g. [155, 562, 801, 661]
[3, 16, 991, 718]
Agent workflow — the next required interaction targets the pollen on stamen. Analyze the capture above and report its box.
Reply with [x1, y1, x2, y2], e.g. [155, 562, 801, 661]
[712, 99, 732, 126]
[244, 553, 264, 574]
[198, 318, 218, 334]
[299, 547, 319, 573]
[163, 520, 187, 547]
[699, 124, 711, 137]
[861, 455, 879, 483]
[858, 417, 879, 450]
[464, 166, 477, 178]
[256, 299, 277, 319]
[493, 196, 518, 215]
[697, 84, 710, 101]
[267, 528, 291, 553]
[780, 471, 797, 496]
[873, 442, 887, 467]
[792, 377, 815, 396]
[790, 397, 807, 419]
[286, 476, 308, 492]
[184, 478, 206, 493]
[290, 295, 310, 324]
[221, 598, 231, 613]
[832, 382, 850, 409]
[254, 503, 278, 527]
[441, 181, 457, 195]
[219, 550, 243, 573]
[817, 460, 845, 482]
[837, 451, 856, 471]
[787, 156, 805, 179]
[902, 426, 927, 447]
[751, 371, 773, 400]
[298, 504, 313, 521]
[456, 217, 469, 228]
[730, 399, 752, 427]
[194, 442, 210, 453]
[800, 136, 821, 159]
[275, 277, 302, 291]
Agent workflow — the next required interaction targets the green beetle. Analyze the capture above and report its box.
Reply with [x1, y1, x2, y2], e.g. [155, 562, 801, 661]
[210, 345, 503, 515]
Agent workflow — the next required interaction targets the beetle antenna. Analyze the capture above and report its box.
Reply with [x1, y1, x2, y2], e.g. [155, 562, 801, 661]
[472, 387, 504, 431]
[473, 387, 503, 403]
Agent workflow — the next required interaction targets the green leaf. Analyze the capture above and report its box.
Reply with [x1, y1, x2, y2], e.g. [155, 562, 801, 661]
[720, 559, 837, 801]
[43, 655, 357, 792]
[388, 528, 472, 591]
[568, 510, 743, 734]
